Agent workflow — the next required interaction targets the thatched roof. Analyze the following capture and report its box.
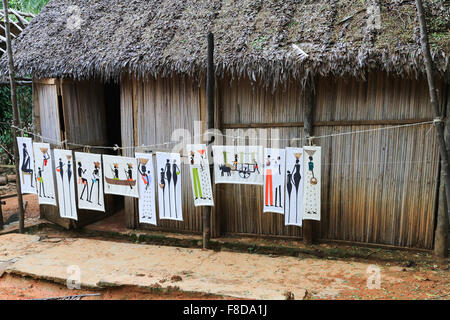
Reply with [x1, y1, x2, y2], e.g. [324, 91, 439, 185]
[1, 0, 449, 86]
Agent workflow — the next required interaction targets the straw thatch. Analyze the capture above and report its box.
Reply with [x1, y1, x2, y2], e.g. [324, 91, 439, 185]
[0, 0, 449, 86]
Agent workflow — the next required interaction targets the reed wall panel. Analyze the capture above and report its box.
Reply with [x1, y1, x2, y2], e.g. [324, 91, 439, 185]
[122, 75, 204, 233]
[216, 73, 439, 248]
[117, 71, 441, 249]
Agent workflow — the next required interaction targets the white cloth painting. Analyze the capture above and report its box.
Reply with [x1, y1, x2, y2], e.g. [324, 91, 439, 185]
[54, 149, 77, 220]
[285, 147, 304, 227]
[75, 152, 105, 212]
[303, 146, 321, 221]
[263, 148, 285, 214]
[33, 143, 56, 205]
[187, 144, 214, 207]
[17, 137, 36, 194]
[156, 152, 182, 221]
[212, 145, 263, 185]
[103, 155, 139, 198]
[135, 153, 157, 225]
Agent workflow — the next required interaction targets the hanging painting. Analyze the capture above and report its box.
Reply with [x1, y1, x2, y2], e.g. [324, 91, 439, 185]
[156, 152, 182, 221]
[75, 152, 105, 212]
[302, 146, 321, 221]
[54, 149, 77, 220]
[33, 142, 56, 205]
[17, 137, 36, 194]
[187, 144, 214, 207]
[102, 155, 139, 198]
[263, 148, 285, 214]
[135, 153, 157, 225]
[284, 147, 304, 227]
[212, 145, 263, 185]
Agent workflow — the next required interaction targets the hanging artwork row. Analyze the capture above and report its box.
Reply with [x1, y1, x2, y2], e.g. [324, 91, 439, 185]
[54, 149, 78, 220]
[17, 137, 36, 194]
[156, 152, 183, 221]
[32, 142, 56, 206]
[136, 152, 157, 225]
[187, 144, 213, 207]
[212, 145, 263, 185]
[75, 152, 105, 212]
[263, 148, 285, 214]
[15, 137, 321, 227]
[103, 155, 139, 198]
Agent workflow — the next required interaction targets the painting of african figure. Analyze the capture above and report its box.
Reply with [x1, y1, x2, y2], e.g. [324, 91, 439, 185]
[17, 137, 36, 194]
[187, 144, 214, 207]
[156, 152, 182, 221]
[263, 148, 285, 214]
[102, 155, 139, 198]
[212, 145, 263, 185]
[284, 147, 304, 227]
[75, 152, 105, 212]
[33, 142, 56, 206]
[302, 146, 321, 221]
[54, 149, 77, 220]
[135, 152, 157, 225]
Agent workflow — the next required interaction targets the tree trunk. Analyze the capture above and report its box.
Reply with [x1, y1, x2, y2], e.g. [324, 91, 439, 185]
[2, 0, 25, 233]
[415, 0, 450, 258]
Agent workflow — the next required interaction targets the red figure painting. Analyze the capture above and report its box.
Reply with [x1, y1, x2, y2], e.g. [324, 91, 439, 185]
[265, 169, 273, 206]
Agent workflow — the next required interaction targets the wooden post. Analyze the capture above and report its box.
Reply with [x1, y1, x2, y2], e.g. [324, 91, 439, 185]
[203, 32, 214, 249]
[0, 199, 4, 229]
[303, 75, 317, 245]
[415, 0, 450, 258]
[2, 0, 25, 233]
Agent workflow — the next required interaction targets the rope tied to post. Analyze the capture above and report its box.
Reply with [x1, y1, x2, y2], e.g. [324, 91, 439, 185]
[433, 117, 445, 126]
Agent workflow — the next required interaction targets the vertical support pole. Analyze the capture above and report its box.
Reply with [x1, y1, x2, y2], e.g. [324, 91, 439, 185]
[203, 32, 214, 249]
[2, 0, 25, 233]
[416, 0, 450, 258]
[303, 75, 317, 245]
[0, 199, 4, 229]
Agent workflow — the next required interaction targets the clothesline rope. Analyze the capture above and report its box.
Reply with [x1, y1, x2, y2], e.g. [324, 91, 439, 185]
[8, 120, 434, 151]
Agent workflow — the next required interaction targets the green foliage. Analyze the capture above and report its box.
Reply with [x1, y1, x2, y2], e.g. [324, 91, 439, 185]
[1, 0, 50, 14]
[0, 85, 33, 163]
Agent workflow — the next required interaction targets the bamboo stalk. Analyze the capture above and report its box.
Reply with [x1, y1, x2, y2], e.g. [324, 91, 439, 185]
[415, 0, 449, 258]
[2, 0, 25, 233]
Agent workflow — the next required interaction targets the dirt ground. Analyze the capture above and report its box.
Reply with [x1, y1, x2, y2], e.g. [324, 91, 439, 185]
[0, 188, 448, 300]
[0, 273, 228, 300]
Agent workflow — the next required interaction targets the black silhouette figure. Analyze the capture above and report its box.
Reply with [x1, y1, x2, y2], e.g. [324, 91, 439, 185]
[77, 162, 89, 201]
[125, 164, 134, 189]
[56, 159, 66, 215]
[37, 167, 46, 198]
[90, 162, 101, 206]
[159, 168, 166, 217]
[164, 159, 172, 218]
[21, 143, 34, 187]
[138, 162, 150, 191]
[172, 159, 180, 219]
[292, 159, 302, 223]
[286, 170, 293, 222]
[111, 164, 119, 179]
[67, 161, 74, 217]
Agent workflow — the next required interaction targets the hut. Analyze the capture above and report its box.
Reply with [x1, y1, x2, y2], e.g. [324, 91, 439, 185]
[1, 0, 449, 249]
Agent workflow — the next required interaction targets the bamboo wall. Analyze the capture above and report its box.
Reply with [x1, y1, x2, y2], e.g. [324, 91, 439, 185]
[121, 75, 208, 233]
[121, 72, 442, 249]
[35, 71, 445, 249]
